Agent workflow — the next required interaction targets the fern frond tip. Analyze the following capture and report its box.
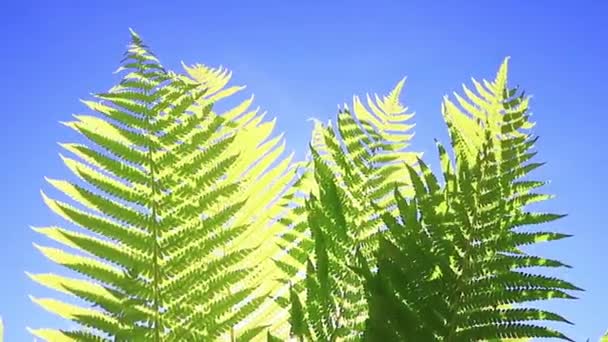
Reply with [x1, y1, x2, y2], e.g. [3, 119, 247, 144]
[128, 27, 140, 39]
[58, 120, 71, 126]
[24, 272, 37, 282]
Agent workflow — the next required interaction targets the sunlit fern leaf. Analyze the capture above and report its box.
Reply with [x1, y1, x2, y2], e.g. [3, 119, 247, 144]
[320, 79, 421, 247]
[442, 60, 580, 341]
[357, 58, 580, 342]
[28, 29, 269, 341]
[176, 62, 310, 340]
[278, 80, 421, 338]
[442, 57, 535, 169]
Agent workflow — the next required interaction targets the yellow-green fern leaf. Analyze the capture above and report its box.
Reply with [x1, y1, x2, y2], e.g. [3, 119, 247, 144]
[28, 29, 270, 341]
[175, 62, 309, 340]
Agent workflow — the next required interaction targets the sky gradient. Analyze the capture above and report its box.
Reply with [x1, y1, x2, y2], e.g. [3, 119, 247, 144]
[1, 1, 606, 341]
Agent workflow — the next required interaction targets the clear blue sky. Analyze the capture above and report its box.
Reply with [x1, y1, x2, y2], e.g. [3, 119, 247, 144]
[1, 1, 606, 341]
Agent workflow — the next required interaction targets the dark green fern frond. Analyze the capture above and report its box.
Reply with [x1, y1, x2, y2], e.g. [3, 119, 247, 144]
[287, 144, 390, 341]
[277, 80, 421, 339]
[356, 58, 580, 342]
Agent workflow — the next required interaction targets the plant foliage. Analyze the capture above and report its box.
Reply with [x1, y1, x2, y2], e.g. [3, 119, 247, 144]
[27, 29, 301, 341]
[349, 58, 581, 341]
[280, 80, 422, 340]
[22, 31, 589, 342]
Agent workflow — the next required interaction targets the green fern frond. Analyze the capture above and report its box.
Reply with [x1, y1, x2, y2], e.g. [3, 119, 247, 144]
[28, 30, 272, 341]
[278, 78, 421, 266]
[177, 62, 309, 340]
[282, 80, 422, 340]
[356, 58, 579, 342]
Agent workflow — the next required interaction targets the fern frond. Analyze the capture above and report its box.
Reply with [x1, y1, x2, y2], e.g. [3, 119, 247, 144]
[28, 29, 269, 341]
[283, 80, 422, 340]
[173, 62, 309, 340]
[356, 58, 579, 342]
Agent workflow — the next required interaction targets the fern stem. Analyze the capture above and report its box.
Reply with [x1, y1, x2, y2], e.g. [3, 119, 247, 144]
[445, 167, 481, 341]
[145, 80, 162, 342]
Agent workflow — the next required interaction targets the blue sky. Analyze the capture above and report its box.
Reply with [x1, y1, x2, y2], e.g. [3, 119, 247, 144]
[1, 1, 606, 341]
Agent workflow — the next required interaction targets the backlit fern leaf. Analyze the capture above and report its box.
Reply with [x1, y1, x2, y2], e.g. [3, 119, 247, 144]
[178, 62, 308, 340]
[354, 58, 580, 342]
[284, 80, 422, 340]
[27, 30, 270, 341]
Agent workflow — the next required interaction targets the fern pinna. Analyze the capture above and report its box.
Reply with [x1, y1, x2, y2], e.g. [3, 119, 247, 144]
[352, 58, 581, 341]
[26, 30, 279, 341]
